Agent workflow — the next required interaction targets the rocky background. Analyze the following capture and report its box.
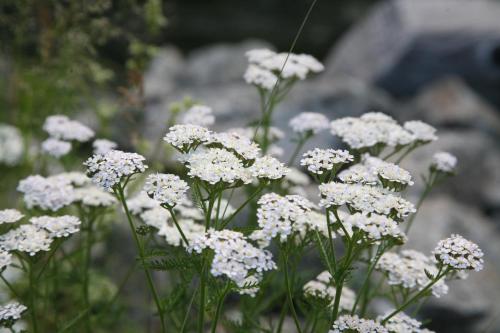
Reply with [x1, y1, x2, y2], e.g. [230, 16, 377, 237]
[142, 1, 500, 332]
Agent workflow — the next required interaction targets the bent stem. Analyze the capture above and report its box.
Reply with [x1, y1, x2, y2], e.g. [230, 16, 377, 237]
[114, 185, 166, 333]
[165, 206, 190, 246]
[211, 283, 231, 333]
[281, 247, 303, 333]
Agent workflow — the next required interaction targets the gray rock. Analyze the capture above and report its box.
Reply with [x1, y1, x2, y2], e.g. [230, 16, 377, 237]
[144, 46, 185, 102]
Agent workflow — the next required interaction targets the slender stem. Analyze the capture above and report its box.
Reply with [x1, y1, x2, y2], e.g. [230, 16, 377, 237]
[287, 136, 308, 166]
[314, 230, 335, 276]
[211, 283, 231, 333]
[405, 171, 436, 234]
[0, 274, 20, 298]
[220, 185, 265, 229]
[28, 260, 39, 333]
[198, 258, 208, 333]
[114, 186, 166, 333]
[166, 207, 190, 246]
[326, 211, 337, 271]
[396, 144, 418, 164]
[282, 248, 302, 333]
[82, 217, 95, 333]
[180, 284, 199, 333]
[36, 238, 63, 281]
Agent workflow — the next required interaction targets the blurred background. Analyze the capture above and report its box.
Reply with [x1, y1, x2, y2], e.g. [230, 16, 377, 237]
[1, 0, 500, 332]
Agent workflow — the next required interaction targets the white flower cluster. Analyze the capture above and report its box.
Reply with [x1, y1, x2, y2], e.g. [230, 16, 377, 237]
[0, 250, 12, 270]
[303, 271, 355, 310]
[43, 115, 94, 142]
[376, 250, 448, 297]
[41, 138, 72, 158]
[330, 113, 422, 150]
[0, 302, 27, 324]
[208, 131, 261, 161]
[184, 148, 252, 185]
[344, 213, 406, 243]
[245, 49, 324, 86]
[403, 121, 438, 143]
[164, 124, 211, 151]
[253, 193, 314, 243]
[143, 173, 189, 207]
[431, 151, 457, 173]
[249, 155, 289, 180]
[377, 311, 433, 333]
[29, 215, 81, 238]
[187, 229, 276, 288]
[127, 192, 160, 215]
[73, 186, 116, 207]
[180, 104, 215, 127]
[0, 224, 53, 256]
[319, 182, 416, 219]
[329, 315, 387, 333]
[17, 175, 76, 211]
[84, 150, 148, 190]
[294, 211, 331, 240]
[373, 161, 414, 188]
[0, 124, 24, 166]
[433, 234, 484, 271]
[301, 148, 354, 175]
[93, 139, 118, 155]
[243, 64, 279, 90]
[0, 209, 24, 224]
[289, 112, 329, 134]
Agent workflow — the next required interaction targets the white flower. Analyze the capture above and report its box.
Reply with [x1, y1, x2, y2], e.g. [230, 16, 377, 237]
[378, 311, 425, 333]
[303, 271, 355, 310]
[360, 112, 396, 123]
[338, 164, 379, 185]
[404, 121, 438, 142]
[433, 234, 484, 271]
[207, 131, 260, 161]
[344, 213, 406, 243]
[374, 162, 414, 188]
[180, 104, 215, 127]
[431, 152, 457, 173]
[249, 156, 289, 180]
[0, 224, 53, 256]
[184, 148, 252, 185]
[164, 124, 211, 152]
[127, 192, 160, 215]
[376, 250, 448, 297]
[30, 215, 81, 238]
[301, 148, 354, 175]
[93, 139, 118, 155]
[246, 49, 278, 64]
[43, 115, 94, 142]
[294, 211, 332, 239]
[329, 315, 388, 333]
[84, 150, 148, 191]
[244, 64, 279, 90]
[0, 124, 24, 166]
[17, 175, 75, 211]
[41, 138, 71, 158]
[0, 250, 12, 270]
[187, 229, 276, 285]
[0, 302, 27, 324]
[143, 173, 189, 207]
[73, 187, 116, 207]
[284, 168, 310, 186]
[0, 209, 24, 224]
[289, 112, 329, 134]
[236, 274, 262, 297]
[51, 172, 90, 187]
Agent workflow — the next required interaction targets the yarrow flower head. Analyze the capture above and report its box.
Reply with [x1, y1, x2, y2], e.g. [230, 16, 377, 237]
[30, 215, 81, 238]
[289, 112, 329, 135]
[243, 64, 279, 90]
[303, 271, 355, 310]
[433, 234, 484, 271]
[207, 131, 261, 161]
[344, 213, 406, 244]
[73, 187, 116, 207]
[329, 315, 388, 333]
[84, 150, 148, 191]
[93, 139, 118, 155]
[0, 209, 24, 224]
[301, 148, 354, 175]
[17, 175, 75, 211]
[187, 229, 276, 290]
[377, 311, 431, 333]
[164, 124, 211, 153]
[249, 155, 289, 181]
[373, 161, 414, 190]
[43, 115, 94, 142]
[180, 104, 215, 127]
[403, 121, 438, 143]
[0, 124, 24, 166]
[41, 138, 72, 158]
[184, 148, 252, 185]
[0, 224, 53, 256]
[143, 173, 189, 207]
[0, 302, 27, 328]
[431, 151, 457, 173]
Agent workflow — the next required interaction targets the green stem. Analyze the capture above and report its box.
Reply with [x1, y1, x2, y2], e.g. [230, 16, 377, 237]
[282, 248, 302, 333]
[166, 207, 190, 246]
[115, 186, 166, 333]
[220, 184, 265, 229]
[314, 230, 335, 276]
[0, 274, 20, 298]
[326, 211, 337, 271]
[180, 284, 199, 333]
[211, 283, 231, 333]
[28, 260, 39, 333]
[287, 136, 308, 166]
[198, 258, 208, 333]
[405, 171, 436, 234]
[82, 217, 95, 333]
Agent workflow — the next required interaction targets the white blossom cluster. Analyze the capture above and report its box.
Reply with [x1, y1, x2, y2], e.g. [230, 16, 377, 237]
[303, 271, 355, 311]
[301, 148, 354, 175]
[180, 104, 215, 127]
[43, 115, 94, 142]
[0, 224, 53, 256]
[330, 113, 422, 150]
[84, 150, 148, 190]
[0, 250, 12, 270]
[93, 139, 118, 155]
[29, 215, 81, 238]
[164, 124, 211, 152]
[372, 161, 414, 188]
[344, 213, 406, 243]
[403, 121, 438, 143]
[377, 311, 434, 333]
[207, 131, 261, 161]
[338, 164, 379, 185]
[376, 250, 449, 297]
[243, 64, 279, 90]
[228, 126, 284, 143]
[294, 211, 331, 240]
[73, 186, 116, 207]
[431, 151, 457, 173]
[143, 173, 189, 207]
[253, 193, 314, 243]
[41, 138, 72, 158]
[0, 302, 27, 325]
[289, 112, 329, 134]
[127, 192, 160, 215]
[433, 234, 484, 271]
[0, 124, 24, 166]
[0, 209, 24, 224]
[249, 155, 289, 180]
[187, 229, 276, 288]
[319, 182, 416, 219]
[329, 315, 387, 333]
[17, 175, 76, 211]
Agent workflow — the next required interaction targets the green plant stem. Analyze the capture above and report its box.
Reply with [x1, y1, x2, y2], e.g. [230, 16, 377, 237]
[198, 259, 208, 333]
[314, 230, 335, 275]
[211, 283, 231, 333]
[281, 248, 302, 333]
[0, 274, 20, 298]
[35, 238, 63, 281]
[115, 186, 166, 333]
[180, 284, 199, 333]
[82, 216, 95, 333]
[326, 210, 337, 271]
[405, 171, 437, 234]
[287, 135, 308, 166]
[166, 207, 190, 246]
[220, 184, 265, 229]
[28, 260, 39, 333]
